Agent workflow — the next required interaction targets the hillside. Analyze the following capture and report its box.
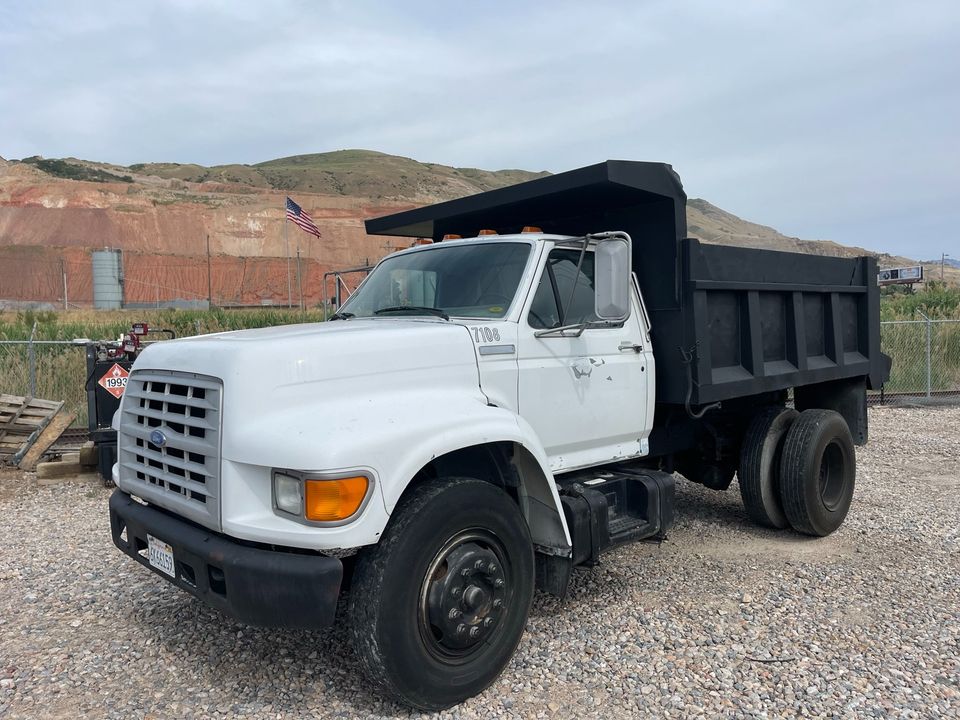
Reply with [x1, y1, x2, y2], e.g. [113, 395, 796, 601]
[686, 198, 950, 280]
[120, 149, 549, 203]
[1, 151, 955, 309]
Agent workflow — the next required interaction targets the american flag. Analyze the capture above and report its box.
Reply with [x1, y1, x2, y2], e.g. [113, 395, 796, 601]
[285, 197, 321, 237]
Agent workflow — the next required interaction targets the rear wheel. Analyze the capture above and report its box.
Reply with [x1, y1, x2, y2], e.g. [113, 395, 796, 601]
[347, 477, 534, 710]
[738, 407, 798, 528]
[779, 409, 856, 536]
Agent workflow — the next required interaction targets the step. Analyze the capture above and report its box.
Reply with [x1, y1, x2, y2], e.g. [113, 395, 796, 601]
[558, 469, 675, 566]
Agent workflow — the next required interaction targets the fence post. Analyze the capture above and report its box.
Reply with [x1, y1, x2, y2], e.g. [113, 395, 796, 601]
[917, 311, 931, 397]
[28, 320, 38, 398]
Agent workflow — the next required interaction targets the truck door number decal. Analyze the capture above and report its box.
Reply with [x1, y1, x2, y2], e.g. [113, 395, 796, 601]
[472, 327, 501, 343]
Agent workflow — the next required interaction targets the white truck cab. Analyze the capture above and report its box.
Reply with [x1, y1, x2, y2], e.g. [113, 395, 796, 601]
[113, 231, 648, 552]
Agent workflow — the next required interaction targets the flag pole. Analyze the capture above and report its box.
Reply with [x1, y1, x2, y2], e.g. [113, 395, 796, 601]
[284, 200, 292, 308]
[296, 237, 303, 312]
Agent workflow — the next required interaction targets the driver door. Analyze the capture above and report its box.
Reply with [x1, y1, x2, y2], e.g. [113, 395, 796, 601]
[517, 247, 650, 473]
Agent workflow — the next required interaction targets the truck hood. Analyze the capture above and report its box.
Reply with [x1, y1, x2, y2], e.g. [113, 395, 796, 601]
[130, 318, 480, 396]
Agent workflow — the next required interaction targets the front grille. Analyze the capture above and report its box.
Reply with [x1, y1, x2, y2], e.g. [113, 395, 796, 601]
[117, 370, 223, 531]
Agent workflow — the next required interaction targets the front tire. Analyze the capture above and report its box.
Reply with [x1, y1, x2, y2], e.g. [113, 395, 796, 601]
[347, 477, 534, 710]
[779, 409, 856, 536]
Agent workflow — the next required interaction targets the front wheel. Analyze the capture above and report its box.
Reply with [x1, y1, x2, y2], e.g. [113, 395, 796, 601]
[347, 477, 534, 710]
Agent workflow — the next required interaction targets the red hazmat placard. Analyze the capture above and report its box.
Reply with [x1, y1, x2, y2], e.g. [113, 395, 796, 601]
[98, 363, 130, 399]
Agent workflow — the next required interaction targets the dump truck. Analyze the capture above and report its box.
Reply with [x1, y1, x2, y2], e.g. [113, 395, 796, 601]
[108, 161, 890, 709]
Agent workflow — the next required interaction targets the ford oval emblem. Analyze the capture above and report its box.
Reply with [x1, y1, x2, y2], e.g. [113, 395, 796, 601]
[150, 429, 167, 448]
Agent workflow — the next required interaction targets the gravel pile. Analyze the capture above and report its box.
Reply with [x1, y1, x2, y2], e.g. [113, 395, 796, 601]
[1, 406, 958, 718]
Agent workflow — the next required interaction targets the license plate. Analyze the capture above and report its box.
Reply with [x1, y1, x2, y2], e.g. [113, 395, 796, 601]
[147, 534, 176, 578]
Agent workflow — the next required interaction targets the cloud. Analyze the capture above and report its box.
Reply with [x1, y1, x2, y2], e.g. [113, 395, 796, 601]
[0, 0, 957, 259]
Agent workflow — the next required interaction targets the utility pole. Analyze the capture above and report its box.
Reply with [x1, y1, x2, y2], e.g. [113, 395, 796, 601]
[60, 257, 68, 310]
[942, 253, 951, 281]
[206, 234, 213, 308]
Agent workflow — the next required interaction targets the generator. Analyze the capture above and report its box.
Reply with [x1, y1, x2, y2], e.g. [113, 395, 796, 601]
[85, 323, 173, 483]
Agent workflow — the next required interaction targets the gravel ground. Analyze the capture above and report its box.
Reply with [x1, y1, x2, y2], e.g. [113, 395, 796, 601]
[1, 406, 958, 719]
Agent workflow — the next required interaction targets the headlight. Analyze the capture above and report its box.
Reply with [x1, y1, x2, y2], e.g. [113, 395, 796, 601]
[274, 472, 303, 515]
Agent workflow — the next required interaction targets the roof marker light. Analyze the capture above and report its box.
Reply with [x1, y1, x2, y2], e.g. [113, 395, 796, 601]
[442, 234, 462, 240]
[478, 229, 498, 236]
[521, 226, 542, 233]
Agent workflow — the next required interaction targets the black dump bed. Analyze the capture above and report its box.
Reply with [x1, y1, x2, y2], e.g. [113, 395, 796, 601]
[366, 160, 890, 408]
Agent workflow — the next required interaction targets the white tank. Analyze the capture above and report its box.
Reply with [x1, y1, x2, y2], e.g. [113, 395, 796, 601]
[92, 248, 124, 309]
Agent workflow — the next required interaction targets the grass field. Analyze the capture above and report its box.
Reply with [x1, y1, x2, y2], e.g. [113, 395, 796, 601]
[3, 284, 957, 341]
[1, 286, 957, 430]
[0, 307, 328, 341]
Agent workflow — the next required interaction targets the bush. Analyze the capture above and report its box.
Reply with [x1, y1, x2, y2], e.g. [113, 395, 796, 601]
[880, 282, 960, 321]
[19, 157, 134, 183]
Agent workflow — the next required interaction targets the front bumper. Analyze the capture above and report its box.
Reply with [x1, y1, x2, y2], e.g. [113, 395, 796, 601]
[109, 490, 343, 629]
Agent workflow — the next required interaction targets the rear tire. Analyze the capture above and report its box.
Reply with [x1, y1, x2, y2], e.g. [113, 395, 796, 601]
[738, 406, 798, 529]
[779, 409, 856, 536]
[347, 477, 534, 710]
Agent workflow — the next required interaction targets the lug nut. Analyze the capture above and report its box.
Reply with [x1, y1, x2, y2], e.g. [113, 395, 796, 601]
[493, 578, 505, 588]
[450, 586, 462, 597]
[469, 626, 481, 638]
[487, 563, 497, 574]
[483, 617, 494, 628]
[492, 598, 503, 609]
[457, 623, 467, 636]
[460, 568, 472, 577]
[474, 559, 486, 571]
[448, 608, 462, 620]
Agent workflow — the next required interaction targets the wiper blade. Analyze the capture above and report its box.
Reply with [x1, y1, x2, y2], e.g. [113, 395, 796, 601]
[328, 311, 354, 321]
[374, 305, 450, 320]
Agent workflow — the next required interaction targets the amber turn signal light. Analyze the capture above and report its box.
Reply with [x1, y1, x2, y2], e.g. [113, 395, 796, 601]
[304, 476, 369, 522]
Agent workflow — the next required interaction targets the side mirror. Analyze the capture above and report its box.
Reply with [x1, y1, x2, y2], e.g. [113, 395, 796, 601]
[594, 236, 632, 322]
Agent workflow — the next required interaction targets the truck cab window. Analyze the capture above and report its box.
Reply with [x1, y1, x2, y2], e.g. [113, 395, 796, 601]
[528, 249, 597, 329]
[389, 269, 437, 307]
[340, 242, 532, 319]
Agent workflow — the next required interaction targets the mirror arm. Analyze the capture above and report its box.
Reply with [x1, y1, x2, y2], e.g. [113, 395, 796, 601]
[534, 322, 588, 339]
[558, 237, 589, 325]
[586, 231, 631, 243]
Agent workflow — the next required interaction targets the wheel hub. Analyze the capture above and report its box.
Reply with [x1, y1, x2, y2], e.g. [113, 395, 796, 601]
[818, 441, 845, 511]
[422, 538, 507, 654]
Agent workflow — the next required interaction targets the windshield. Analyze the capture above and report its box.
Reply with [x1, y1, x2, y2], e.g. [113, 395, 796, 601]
[339, 242, 532, 319]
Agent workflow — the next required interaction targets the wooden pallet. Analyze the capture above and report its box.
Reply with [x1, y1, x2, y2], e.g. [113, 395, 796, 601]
[0, 394, 66, 467]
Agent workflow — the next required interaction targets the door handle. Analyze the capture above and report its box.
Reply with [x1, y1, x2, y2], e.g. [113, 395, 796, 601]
[618, 342, 642, 353]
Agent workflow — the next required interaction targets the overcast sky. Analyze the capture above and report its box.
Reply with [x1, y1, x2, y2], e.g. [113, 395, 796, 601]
[1, 1, 957, 260]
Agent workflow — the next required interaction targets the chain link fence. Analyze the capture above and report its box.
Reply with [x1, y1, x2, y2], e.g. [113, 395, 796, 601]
[876, 318, 960, 401]
[0, 339, 90, 427]
[1, 320, 958, 427]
